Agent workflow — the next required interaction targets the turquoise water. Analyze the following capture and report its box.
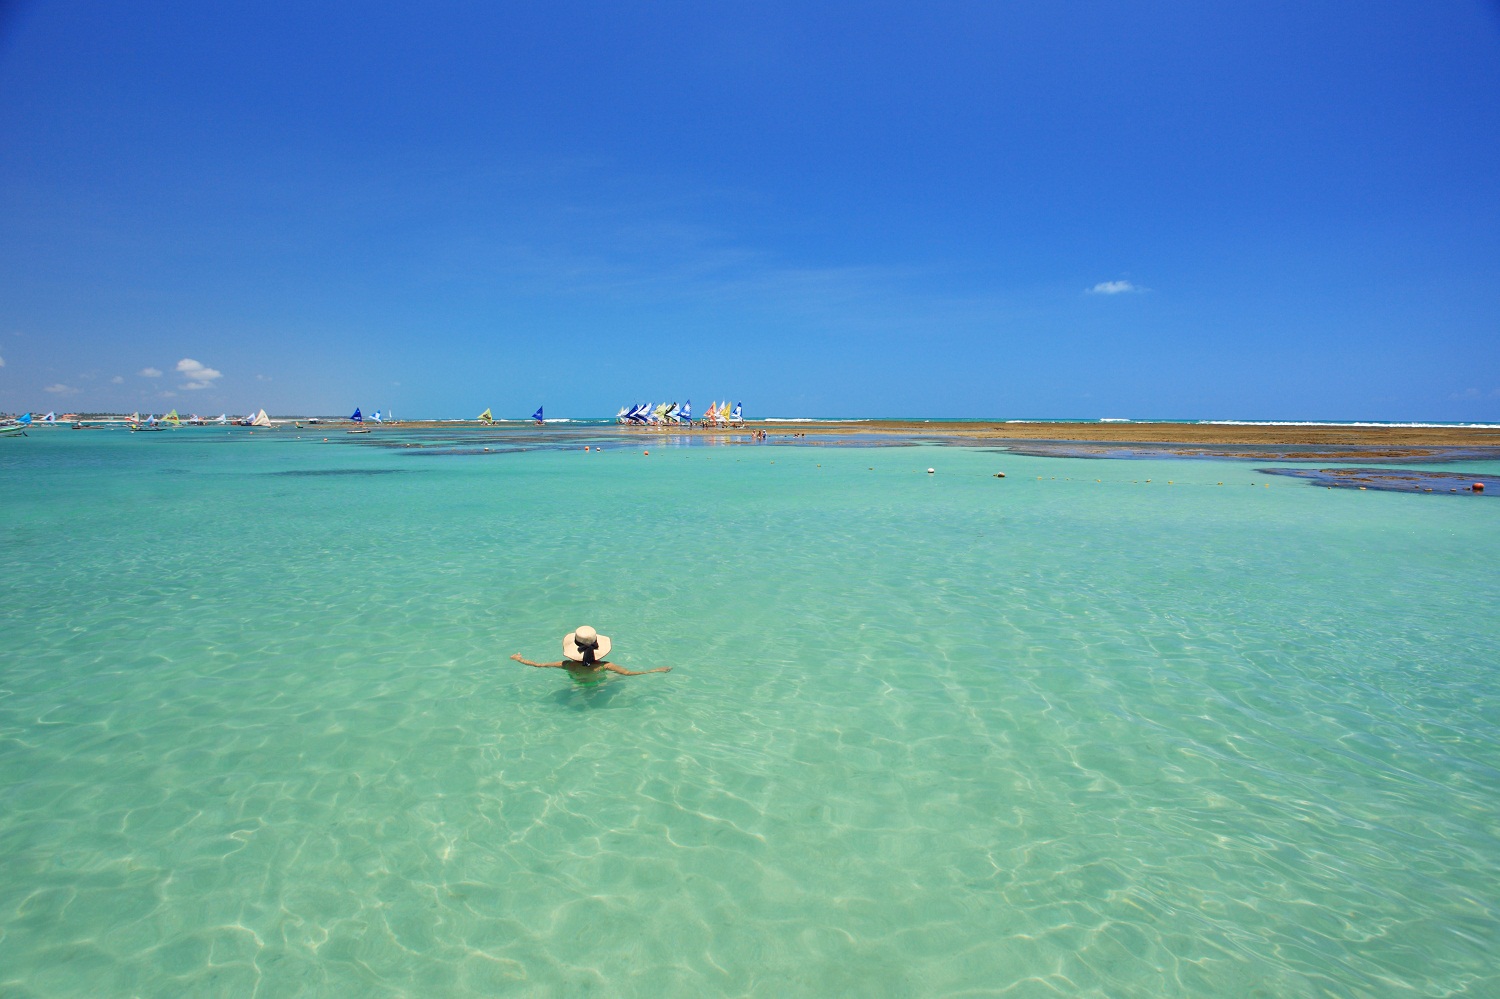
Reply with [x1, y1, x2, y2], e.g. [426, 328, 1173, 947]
[2, 429, 1498, 997]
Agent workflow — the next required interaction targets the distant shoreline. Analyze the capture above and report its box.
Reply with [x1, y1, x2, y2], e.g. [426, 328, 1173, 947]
[35, 417, 1500, 459]
[366, 418, 1500, 448]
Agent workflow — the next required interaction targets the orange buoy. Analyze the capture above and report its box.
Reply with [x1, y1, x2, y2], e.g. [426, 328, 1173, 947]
[643, 450, 649, 455]
[1474, 482, 1485, 492]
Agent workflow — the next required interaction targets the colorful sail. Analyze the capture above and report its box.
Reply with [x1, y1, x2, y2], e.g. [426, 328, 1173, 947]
[163, 409, 180, 426]
[350, 408, 362, 423]
[372, 410, 383, 423]
[532, 405, 544, 423]
[478, 408, 493, 424]
[731, 403, 742, 423]
[41, 411, 56, 424]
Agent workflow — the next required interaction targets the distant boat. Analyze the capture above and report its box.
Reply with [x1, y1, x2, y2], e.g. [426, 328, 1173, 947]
[131, 415, 166, 432]
[478, 408, 494, 424]
[532, 405, 544, 425]
[0, 413, 30, 437]
[40, 411, 57, 425]
[249, 409, 273, 428]
[350, 408, 363, 424]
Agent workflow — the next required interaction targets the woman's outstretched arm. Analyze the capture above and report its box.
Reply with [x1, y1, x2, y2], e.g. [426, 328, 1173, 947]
[510, 654, 566, 668]
[602, 663, 672, 676]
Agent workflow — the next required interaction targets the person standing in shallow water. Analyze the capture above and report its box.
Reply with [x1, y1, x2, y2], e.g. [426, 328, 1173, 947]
[510, 626, 671, 683]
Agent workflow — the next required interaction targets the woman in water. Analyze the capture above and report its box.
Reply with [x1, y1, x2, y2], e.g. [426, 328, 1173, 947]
[510, 626, 671, 683]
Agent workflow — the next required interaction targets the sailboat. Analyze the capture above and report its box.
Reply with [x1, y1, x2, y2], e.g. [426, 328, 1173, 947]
[478, 408, 494, 424]
[372, 410, 383, 423]
[40, 411, 57, 425]
[131, 414, 166, 432]
[214, 414, 227, 425]
[532, 405, 544, 425]
[348, 407, 370, 433]
[731, 402, 743, 426]
[0, 413, 30, 437]
[249, 409, 273, 428]
[679, 400, 692, 425]
[162, 409, 181, 428]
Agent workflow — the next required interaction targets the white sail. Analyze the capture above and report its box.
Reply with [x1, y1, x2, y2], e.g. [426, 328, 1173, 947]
[250, 409, 272, 427]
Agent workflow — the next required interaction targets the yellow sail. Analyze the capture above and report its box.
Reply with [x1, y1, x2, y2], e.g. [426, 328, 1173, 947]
[163, 409, 180, 426]
[478, 408, 493, 424]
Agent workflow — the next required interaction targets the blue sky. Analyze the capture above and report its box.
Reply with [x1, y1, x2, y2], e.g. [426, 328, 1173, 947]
[1, 1, 1497, 419]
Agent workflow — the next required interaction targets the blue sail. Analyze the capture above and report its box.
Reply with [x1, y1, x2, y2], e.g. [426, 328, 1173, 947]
[732, 402, 743, 422]
[532, 405, 544, 422]
[350, 408, 362, 422]
[18, 412, 31, 425]
[680, 400, 692, 422]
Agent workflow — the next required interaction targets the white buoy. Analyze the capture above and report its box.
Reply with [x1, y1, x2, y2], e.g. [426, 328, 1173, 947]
[927, 468, 935, 474]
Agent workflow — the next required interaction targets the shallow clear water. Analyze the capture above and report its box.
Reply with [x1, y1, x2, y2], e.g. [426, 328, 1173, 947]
[2, 428, 1498, 997]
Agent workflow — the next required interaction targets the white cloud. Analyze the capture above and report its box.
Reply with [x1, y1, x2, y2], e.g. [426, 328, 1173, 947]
[176, 357, 222, 390]
[1088, 280, 1142, 295]
[140, 367, 162, 377]
[1452, 387, 1500, 401]
[111, 375, 124, 384]
[44, 383, 77, 394]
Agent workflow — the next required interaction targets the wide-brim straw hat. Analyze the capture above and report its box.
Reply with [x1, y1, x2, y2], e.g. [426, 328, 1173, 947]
[564, 625, 611, 661]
